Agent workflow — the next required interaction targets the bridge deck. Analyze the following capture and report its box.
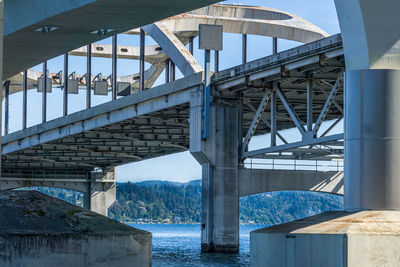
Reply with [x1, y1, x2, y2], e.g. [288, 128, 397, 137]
[2, 35, 344, 177]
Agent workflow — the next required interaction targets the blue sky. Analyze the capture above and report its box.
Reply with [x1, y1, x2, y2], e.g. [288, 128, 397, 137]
[5, 0, 341, 182]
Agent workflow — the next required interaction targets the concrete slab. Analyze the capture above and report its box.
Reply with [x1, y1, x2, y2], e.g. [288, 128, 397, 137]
[251, 211, 400, 267]
[0, 190, 151, 267]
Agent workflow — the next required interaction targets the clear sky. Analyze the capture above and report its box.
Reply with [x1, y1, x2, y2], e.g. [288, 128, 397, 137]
[5, 0, 341, 183]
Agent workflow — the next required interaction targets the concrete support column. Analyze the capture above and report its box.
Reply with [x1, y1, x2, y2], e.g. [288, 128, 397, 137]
[0, 0, 4, 177]
[334, 0, 400, 211]
[190, 91, 239, 253]
[345, 70, 400, 211]
[84, 171, 116, 217]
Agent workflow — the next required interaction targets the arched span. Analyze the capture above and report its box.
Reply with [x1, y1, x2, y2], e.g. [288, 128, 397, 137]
[7, 4, 329, 95]
[238, 168, 343, 198]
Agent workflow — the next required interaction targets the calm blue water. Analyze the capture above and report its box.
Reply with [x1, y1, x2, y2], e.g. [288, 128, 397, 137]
[129, 224, 267, 267]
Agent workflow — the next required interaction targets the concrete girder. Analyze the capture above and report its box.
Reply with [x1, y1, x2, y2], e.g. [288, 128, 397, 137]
[152, 4, 328, 43]
[4, 3, 329, 81]
[70, 43, 164, 64]
[143, 23, 203, 77]
[238, 169, 343, 197]
[335, 0, 400, 70]
[3, 0, 219, 79]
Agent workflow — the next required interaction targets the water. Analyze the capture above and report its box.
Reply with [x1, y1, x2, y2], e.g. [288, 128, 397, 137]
[128, 224, 268, 267]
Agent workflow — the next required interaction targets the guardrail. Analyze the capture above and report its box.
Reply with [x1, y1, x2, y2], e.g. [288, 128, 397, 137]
[244, 159, 344, 172]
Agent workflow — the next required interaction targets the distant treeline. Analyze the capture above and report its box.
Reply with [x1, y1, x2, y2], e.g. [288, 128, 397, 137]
[34, 180, 343, 225]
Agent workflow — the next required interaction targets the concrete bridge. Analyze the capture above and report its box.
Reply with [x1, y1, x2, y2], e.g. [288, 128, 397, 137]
[2, 27, 345, 246]
[0, 0, 399, 266]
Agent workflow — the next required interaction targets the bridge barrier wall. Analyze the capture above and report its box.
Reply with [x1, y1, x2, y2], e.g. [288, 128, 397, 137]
[239, 169, 344, 197]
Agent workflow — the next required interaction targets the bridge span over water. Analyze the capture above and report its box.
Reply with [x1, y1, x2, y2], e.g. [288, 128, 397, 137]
[2, 31, 345, 253]
[1, 0, 400, 264]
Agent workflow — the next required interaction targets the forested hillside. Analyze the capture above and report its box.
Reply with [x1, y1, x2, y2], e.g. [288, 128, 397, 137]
[33, 180, 343, 225]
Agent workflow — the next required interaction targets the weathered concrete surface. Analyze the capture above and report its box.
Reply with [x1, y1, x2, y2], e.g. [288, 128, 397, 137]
[239, 169, 343, 197]
[335, 0, 400, 70]
[3, 0, 220, 79]
[345, 70, 400, 211]
[0, 0, 3, 179]
[251, 210, 400, 267]
[190, 96, 240, 253]
[0, 190, 151, 267]
[85, 179, 116, 217]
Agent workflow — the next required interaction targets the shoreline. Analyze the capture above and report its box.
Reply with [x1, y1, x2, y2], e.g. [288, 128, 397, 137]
[122, 221, 266, 226]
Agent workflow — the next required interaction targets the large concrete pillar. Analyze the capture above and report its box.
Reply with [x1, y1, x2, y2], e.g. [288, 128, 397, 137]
[334, 0, 400, 211]
[0, 0, 4, 179]
[251, 2, 400, 266]
[345, 70, 400, 210]
[190, 91, 239, 253]
[84, 171, 116, 217]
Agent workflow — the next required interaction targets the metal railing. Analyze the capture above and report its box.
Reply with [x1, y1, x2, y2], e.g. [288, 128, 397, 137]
[244, 159, 344, 172]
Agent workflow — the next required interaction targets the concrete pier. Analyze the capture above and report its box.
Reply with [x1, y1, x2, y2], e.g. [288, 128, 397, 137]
[190, 97, 240, 253]
[251, 211, 400, 267]
[345, 70, 400, 211]
[83, 171, 116, 217]
[0, 190, 152, 267]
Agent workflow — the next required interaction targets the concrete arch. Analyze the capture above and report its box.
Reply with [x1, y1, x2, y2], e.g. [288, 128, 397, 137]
[7, 4, 329, 97]
[238, 169, 344, 198]
[155, 4, 328, 43]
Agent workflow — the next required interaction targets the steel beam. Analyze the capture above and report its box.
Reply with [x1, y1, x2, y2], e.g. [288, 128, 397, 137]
[274, 83, 306, 136]
[4, 81, 10, 135]
[189, 37, 194, 54]
[86, 44, 92, 108]
[140, 28, 145, 91]
[63, 53, 68, 116]
[313, 74, 342, 135]
[271, 89, 277, 146]
[320, 80, 344, 114]
[165, 59, 170, 83]
[244, 99, 288, 145]
[242, 34, 247, 64]
[243, 91, 270, 150]
[171, 61, 176, 81]
[112, 35, 117, 100]
[214, 50, 219, 72]
[243, 133, 343, 159]
[22, 70, 27, 129]
[273, 37, 278, 54]
[307, 79, 313, 132]
[42, 61, 47, 123]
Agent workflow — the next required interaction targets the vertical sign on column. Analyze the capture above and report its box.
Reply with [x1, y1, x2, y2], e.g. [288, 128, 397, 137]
[198, 24, 223, 140]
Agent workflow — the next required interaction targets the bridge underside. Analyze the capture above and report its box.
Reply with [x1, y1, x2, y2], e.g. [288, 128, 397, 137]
[1, 31, 346, 256]
[2, 104, 190, 177]
[3, 0, 219, 79]
[2, 34, 345, 179]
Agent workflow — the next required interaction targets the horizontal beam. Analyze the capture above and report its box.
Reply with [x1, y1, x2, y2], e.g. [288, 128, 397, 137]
[3, 74, 202, 155]
[242, 133, 343, 159]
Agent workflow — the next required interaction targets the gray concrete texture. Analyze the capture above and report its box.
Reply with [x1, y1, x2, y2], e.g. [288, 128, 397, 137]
[335, 0, 400, 71]
[239, 169, 343, 197]
[190, 100, 240, 253]
[3, 0, 220, 79]
[345, 69, 400, 211]
[251, 210, 400, 267]
[0, 190, 152, 266]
